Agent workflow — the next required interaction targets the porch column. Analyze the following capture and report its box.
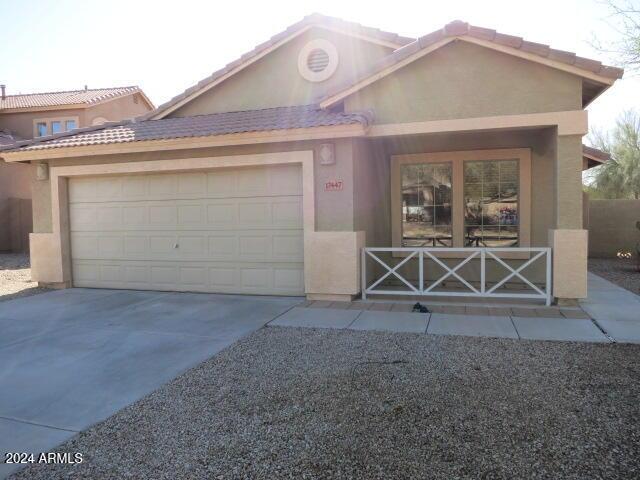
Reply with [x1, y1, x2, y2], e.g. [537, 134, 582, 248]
[549, 133, 588, 304]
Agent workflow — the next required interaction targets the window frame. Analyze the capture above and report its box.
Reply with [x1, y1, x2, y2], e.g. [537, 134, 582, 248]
[33, 116, 80, 137]
[35, 122, 48, 137]
[391, 148, 531, 258]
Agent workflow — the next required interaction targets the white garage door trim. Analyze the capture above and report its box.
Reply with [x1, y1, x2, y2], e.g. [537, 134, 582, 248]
[47, 151, 315, 292]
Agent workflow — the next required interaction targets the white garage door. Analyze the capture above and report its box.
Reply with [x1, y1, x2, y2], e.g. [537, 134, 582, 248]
[69, 164, 304, 295]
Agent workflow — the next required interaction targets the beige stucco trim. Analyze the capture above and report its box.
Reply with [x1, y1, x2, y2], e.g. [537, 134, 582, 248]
[33, 115, 80, 138]
[304, 231, 365, 296]
[320, 36, 614, 108]
[34, 151, 316, 287]
[549, 229, 588, 299]
[369, 110, 588, 138]
[390, 148, 531, 257]
[2, 124, 367, 162]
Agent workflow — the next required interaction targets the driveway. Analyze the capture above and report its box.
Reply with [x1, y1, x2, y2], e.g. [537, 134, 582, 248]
[0, 288, 300, 478]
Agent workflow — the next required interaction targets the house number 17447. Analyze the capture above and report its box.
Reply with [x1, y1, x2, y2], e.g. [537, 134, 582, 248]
[324, 180, 343, 191]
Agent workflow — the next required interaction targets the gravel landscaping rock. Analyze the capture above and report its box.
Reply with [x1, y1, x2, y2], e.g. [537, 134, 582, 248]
[0, 253, 49, 302]
[12, 327, 640, 480]
[589, 257, 640, 295]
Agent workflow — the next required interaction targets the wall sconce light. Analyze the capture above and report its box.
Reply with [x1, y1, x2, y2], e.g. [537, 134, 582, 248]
[36, 163, 49, 181]
[318, 143, 335, 165]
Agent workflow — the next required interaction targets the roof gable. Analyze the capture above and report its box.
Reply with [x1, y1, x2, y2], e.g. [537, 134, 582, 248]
[342, 40, 584, 124]
[146, 14, 413, 120]
[167, 27, 395, 117]
[319, 20, 624, 109]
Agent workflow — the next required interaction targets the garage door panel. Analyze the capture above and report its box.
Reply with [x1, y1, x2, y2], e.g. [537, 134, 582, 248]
[148, 174, 178, 196]
[70, 166, 302, 204]
[70, 198, 301, 232]
[177, 204, 205, 224]
[69, 165, 304, 295]
[178, 173, 207, 194]
[123, 206, 148, 225]
[71, 259, 304, 295]
[72, 230, 303, 262]
[149, 205, 178, 225]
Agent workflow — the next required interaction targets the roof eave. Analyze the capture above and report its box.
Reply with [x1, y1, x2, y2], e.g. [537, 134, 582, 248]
[0, 123, 368, 163]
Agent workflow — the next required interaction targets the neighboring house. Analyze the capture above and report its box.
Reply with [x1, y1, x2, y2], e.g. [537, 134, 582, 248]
[0, 85, 153, 252]
[0, 14, 621, 305]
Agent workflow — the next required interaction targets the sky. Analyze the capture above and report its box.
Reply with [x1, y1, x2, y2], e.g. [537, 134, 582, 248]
[1, 0, 638, 133]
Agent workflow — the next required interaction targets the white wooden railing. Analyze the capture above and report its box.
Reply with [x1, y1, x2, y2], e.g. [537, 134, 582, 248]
[361, 247, 552, 306]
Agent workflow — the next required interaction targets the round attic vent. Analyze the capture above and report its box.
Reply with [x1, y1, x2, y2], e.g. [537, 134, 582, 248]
[298, 39, 339, 82]
[307, 48, 330, 72]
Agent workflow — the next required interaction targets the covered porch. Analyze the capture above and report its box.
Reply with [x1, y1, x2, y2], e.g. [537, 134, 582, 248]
[311, 113, 590, 306]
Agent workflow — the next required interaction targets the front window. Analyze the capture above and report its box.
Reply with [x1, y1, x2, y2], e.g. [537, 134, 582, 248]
[36, 122, 47, 137]
[65, 119, 77, 131]
[51, 121, 62, 134]
[464, 160, 519, 247]
[401, 163, 452, 247]
[393, 150, 528, 251]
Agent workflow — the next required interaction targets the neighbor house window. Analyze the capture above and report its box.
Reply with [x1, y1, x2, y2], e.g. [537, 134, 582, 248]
[464, 160, 519, 247]
[34, 117, 79, 137]
[36, 122, 47, 137]
[392, 149, 530, 254]
[401, 163, 452, 247]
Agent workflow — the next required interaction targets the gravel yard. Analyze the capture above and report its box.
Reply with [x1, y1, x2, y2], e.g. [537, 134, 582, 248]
[13, 327, 640, 480]
[589, 257, 640, 295]
[0, 253, 48, 302]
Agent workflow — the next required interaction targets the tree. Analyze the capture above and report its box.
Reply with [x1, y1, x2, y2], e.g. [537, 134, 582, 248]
[587, 110, 640, 199]
[593, 0, 640, 70]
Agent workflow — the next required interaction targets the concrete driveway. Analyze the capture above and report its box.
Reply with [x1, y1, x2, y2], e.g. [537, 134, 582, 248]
[0, 288, 300, 478]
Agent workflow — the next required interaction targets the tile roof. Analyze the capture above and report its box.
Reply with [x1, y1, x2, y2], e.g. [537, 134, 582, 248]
[5, 105, 372, 152]
[144, 13, 414, 120]
[0, 86, 144, 110]
[320, 20, 624, 107]
[583, 144, 610, 163]
[0, 129, 22, 147]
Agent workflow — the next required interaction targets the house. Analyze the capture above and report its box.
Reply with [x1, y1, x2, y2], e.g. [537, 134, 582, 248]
[0, 14, 622, 305]
[0, 85, 154, 252]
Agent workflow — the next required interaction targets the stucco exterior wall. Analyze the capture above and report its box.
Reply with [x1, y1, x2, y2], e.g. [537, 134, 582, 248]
[0, 108, 85, 140]
[588, 199, 640, 258]
[353, 138, 390, 248]
[344, 41, 583, 124]
[0, 160, 33, 251]
[554, 135, 583, 229]
[169, 27, 393, 117]
[29, 138, 358, 236]
[0, 94, 152, 140]
[83, 93, 152, 126]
